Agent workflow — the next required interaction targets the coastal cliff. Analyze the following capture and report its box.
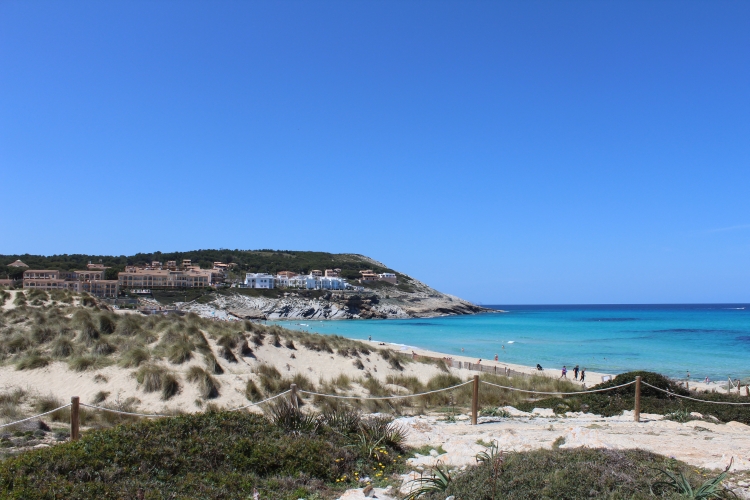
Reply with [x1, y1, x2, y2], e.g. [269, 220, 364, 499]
[176, 273, 487, 320]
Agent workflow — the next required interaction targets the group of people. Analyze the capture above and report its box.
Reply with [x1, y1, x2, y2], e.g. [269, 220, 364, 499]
[559, 364, 586, 382]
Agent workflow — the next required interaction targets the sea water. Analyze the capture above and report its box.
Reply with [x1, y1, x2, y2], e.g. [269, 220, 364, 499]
[274, 304, 750, 380]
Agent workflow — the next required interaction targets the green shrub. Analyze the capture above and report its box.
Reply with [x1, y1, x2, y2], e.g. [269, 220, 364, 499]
[423, 448, 704, 500]
[0, 410, 398, 498]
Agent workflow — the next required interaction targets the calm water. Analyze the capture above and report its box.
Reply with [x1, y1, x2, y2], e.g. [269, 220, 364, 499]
[274, 304, 750, 380]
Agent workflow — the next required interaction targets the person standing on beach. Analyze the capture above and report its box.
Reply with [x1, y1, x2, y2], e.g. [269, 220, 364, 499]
[560, 366, 567, 379]
[580, 368, 586, 382]
[686, 370, 690, 380]
[573, 365, 580, 380]
[368, 336, 372, 342]
[494, 354, 499, 362]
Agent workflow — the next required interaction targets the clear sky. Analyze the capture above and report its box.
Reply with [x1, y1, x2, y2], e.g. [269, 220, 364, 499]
[1, 1, 749, 304]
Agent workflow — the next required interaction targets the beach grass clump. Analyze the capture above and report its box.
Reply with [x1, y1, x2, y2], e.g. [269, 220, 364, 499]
[333, 373, 352, 390]
[97, 314, 117, 335]
[245, 379, 263, 401]
[92, 391, 110, 404]
[51, 337, 75, 358]
[33, 394, 68, 422]
[15, 350, 51, 370]
[164, 337, 195, 364]
[186, 366, 220, 399]
[119, 346, 150, 368]
[30, 325, 56, 344]
[68, 354, 111, 372]
[92, 339, 116, 356]
[203, 353, 224, 375]
[114, 316, 142, 336]
[13, 292, 27, 307]
[77, 319, 100, 344]
[0, 388, 26, 420]
[136, 363, 169, 393]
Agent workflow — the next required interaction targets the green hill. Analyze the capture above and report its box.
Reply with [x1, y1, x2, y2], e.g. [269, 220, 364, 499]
[0, 250, 404, 283]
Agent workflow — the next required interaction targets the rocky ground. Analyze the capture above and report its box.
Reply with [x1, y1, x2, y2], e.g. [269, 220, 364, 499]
[176, 276, 489, 320]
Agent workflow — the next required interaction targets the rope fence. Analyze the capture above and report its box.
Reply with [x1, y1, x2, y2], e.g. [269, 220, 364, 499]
[641, 381, 750, 406]
[480, 379, 636, 395]
[0, 404, 71, 429]
[298, 381, 473, 401]
[3, 375, 749, 441]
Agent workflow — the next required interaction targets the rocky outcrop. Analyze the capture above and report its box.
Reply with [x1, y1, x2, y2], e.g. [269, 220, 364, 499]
[177, 274, 489, 320]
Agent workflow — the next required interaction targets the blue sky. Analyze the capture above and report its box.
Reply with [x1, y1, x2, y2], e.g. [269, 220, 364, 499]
[1, 1, 749, 304]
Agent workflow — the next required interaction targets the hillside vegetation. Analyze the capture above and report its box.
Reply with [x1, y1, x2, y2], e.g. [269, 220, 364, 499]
[0, 250, 404, 283]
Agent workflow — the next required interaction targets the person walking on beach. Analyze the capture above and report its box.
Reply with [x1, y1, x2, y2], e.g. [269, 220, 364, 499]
[580, 368, 586, 382]
[560, 366, 567, 379]
[368, 335, 372, 342]
[494, 354, 499, 362]
[573, 365, 580, 380]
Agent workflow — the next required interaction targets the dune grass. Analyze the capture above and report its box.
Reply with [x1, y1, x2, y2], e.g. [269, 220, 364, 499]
[187, 366, 220, 399]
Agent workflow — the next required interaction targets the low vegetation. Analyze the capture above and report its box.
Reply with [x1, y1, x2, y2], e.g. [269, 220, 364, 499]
[517, 371, 750, 425]
[416, 446, 733, 500]
[0, 407, 408, 499]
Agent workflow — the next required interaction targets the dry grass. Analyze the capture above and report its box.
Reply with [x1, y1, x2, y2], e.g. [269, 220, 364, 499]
[187, 366, 220, 399]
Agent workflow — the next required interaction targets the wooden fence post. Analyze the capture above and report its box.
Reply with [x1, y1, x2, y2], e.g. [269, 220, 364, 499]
[70, 396, 80, 441]
[634, 376, 641, 423]
[290, 384, 298, 410]
[471, 375, 479, 425]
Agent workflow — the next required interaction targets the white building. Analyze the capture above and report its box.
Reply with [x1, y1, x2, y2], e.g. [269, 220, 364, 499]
[378, 272, 398, 284]
[245, 273, 275, 289]
[319, 277, 347, 290]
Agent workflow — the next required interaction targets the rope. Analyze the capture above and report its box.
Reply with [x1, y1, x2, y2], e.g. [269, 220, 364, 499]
[79, 403, 169, 418]
[80, 390, 292, 417]
[226, 390, 291, 412]
[480, 379, 636, 395]
[298, 380, 474, 401]
[0, 404, 71, 429]
[641, 381, 750, 406]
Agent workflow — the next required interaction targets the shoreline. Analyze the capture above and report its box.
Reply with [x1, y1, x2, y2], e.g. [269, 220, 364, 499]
[363, 339, 729, 393]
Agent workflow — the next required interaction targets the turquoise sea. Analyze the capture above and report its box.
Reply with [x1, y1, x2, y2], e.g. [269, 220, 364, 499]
[275, 304, 750, 381]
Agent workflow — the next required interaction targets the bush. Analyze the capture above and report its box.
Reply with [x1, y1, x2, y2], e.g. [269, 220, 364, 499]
[518, 371, 750, 424]
[424, 448, 704, 500]
[0, 410, 400, 498]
